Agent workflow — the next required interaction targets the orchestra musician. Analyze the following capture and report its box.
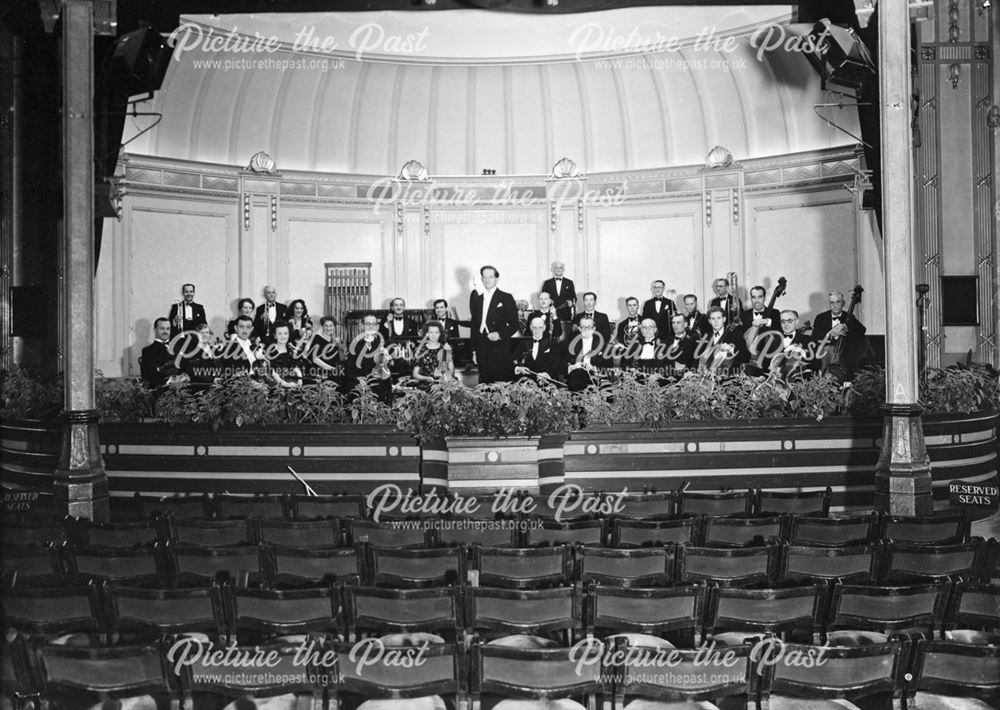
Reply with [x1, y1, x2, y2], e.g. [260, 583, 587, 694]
[572, 292, 613, 343]
[514, 316, 564, 383]
[308, 315, 342, 381]
[168, 283, 207, 339]
[741, 286, 782, 375]
[664, 313, 698, 373]
[565, 315, 611, 391]
[683, 294, 711, 340]
[615, 297, 643, 348]
[540, 261, 577, 323]
[641, 280, 677, 334]
[253, 286, 289, 346]
[708, 277, 743, 326]
[227, 298, 255, 338]
[526, 291, 564, 341]
[698, 307, 749, 373]
[623, 318, 668, 374]
[812, 290, 868, 381]
[432, 299, 463, 340]
[412, 320, 454, 385]
[380, 297, 420, 342]
[767, 310, 813, 381]
[346, 313, 393, 401]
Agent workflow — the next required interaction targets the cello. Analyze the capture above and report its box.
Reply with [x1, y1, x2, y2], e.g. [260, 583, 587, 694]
[820, 284, 863, 382]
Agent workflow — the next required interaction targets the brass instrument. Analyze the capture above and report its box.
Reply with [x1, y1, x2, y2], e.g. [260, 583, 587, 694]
[726, 271, 740, 328]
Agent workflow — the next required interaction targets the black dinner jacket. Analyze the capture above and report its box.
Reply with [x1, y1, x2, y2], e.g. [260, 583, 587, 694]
[740, 307, 782, 334]
[469, 288, 520, 346]
[622, 337, 668, 371]
[685, 311, 711, 339]
[168, 301, 207, 338]
[540, 277, 577, 319]
[615, 316, 643, 346]
[526, 309, 564, 340]
[664, 331, 698, 370]
[697, 328, 750, 368]
[572, 311, 612, 344]
[253, 302, 289, 342]
[140, 340, 179, 389]
[441, 318, 462, 341]
[379, 315, 420, 343]
[641, 297, 677, 332]
[811, 310, 867, 342]
[752, 330, 814, 373]
[514, 337, 564, 380]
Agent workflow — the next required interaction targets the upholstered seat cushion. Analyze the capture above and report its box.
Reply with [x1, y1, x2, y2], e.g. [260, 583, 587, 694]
[761, 698, 861, 710]
[604, 633, 675, 649]
[486, 634, 560, 649]
[707, 631, 757, 647]
[906, 693, 997, 710]
[493, 700, 589, 710]
[356, 697, 446, 710]
[377, 632, 446, 646]
[622, 700, 721, 710]
[824, 630, 889, 647]
[944, 629, 1000, 645]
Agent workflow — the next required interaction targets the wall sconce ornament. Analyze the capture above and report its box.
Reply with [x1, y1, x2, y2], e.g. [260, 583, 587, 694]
[247, 151, 277, 174]
[704, 192, 713, 226]
[270, 195, 277, 231]
[948, 1, 961, 42]
[987, 105, 1000, 129]
[705, 145, 734, 169]
[550, 201, 559, 233]
[577, 199, 585, 232]
[731, 188, 740, 224]
[398, 160, 429, 181]
[550, 157, 581, 179]
[949, 63, 961, 90]
[395, 201, 404, 236]
[423, 205, 431, 236]
[242, 194, 251, 231]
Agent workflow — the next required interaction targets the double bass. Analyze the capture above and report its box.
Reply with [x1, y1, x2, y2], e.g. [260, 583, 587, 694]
[820, 284, 864, 382]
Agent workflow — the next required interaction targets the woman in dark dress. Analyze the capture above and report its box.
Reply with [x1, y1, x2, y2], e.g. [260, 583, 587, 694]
[265, 322, 302, 388]
[226, 298, 256, 338]
[287, 299, 313, 346]
[412, 320, 454, 386]
[308, 315, 342, 380]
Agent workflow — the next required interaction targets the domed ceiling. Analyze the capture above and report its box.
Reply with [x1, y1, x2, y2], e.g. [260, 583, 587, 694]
[123, 7, 860, 175]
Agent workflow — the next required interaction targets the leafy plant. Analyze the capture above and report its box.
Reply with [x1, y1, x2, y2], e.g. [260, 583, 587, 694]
[0, 369, 62, 421]
[95, 377, 152, 422]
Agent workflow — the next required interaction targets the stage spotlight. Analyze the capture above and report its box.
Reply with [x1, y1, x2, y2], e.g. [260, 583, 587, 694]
[112, 25, 173, 99]
[786, 19, 875, 93]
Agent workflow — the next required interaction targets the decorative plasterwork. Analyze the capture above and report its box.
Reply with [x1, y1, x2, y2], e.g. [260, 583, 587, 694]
[120, 146, 861, 205]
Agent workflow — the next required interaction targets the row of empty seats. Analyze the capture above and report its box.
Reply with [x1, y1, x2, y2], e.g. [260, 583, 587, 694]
[5, 539, 997, 590]
[2, 509, 979, 552]
[8, 633, 1000, 710]
[5, 577, 998, 648]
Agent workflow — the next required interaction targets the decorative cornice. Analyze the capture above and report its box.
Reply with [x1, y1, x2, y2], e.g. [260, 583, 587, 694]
[121, 146, 861, 204]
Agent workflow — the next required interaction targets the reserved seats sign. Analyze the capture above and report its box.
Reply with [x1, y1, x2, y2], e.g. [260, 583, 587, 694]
[948, 476, 999, 508]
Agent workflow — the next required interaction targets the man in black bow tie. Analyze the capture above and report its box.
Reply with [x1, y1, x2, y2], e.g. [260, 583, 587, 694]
[664, 313, 697, 372]
[622, 318, 668, 373]
[527, 291, 563, 341]
[641, 280, 677, 335]
[253, 285, 288, 345]
[514, 316, 564, 382]
[140, 318, 185, 390]
[615, 297, 643, 348]
[683, 294, 711, 339]
[708, 277, 743, 327]
[470, 265, 519, 384]
[168, 283, 207, 339]
[573, 292, 612, 343]
[540, 261, 577, 323]
[380, 297, 420, 342]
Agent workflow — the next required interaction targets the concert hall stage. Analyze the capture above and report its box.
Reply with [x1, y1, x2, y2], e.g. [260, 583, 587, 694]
[3, 411, 995, 513]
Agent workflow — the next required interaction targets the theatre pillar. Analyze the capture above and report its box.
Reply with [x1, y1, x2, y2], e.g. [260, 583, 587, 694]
[53, 0, 109, 521]
[873, 0, 932, 516]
